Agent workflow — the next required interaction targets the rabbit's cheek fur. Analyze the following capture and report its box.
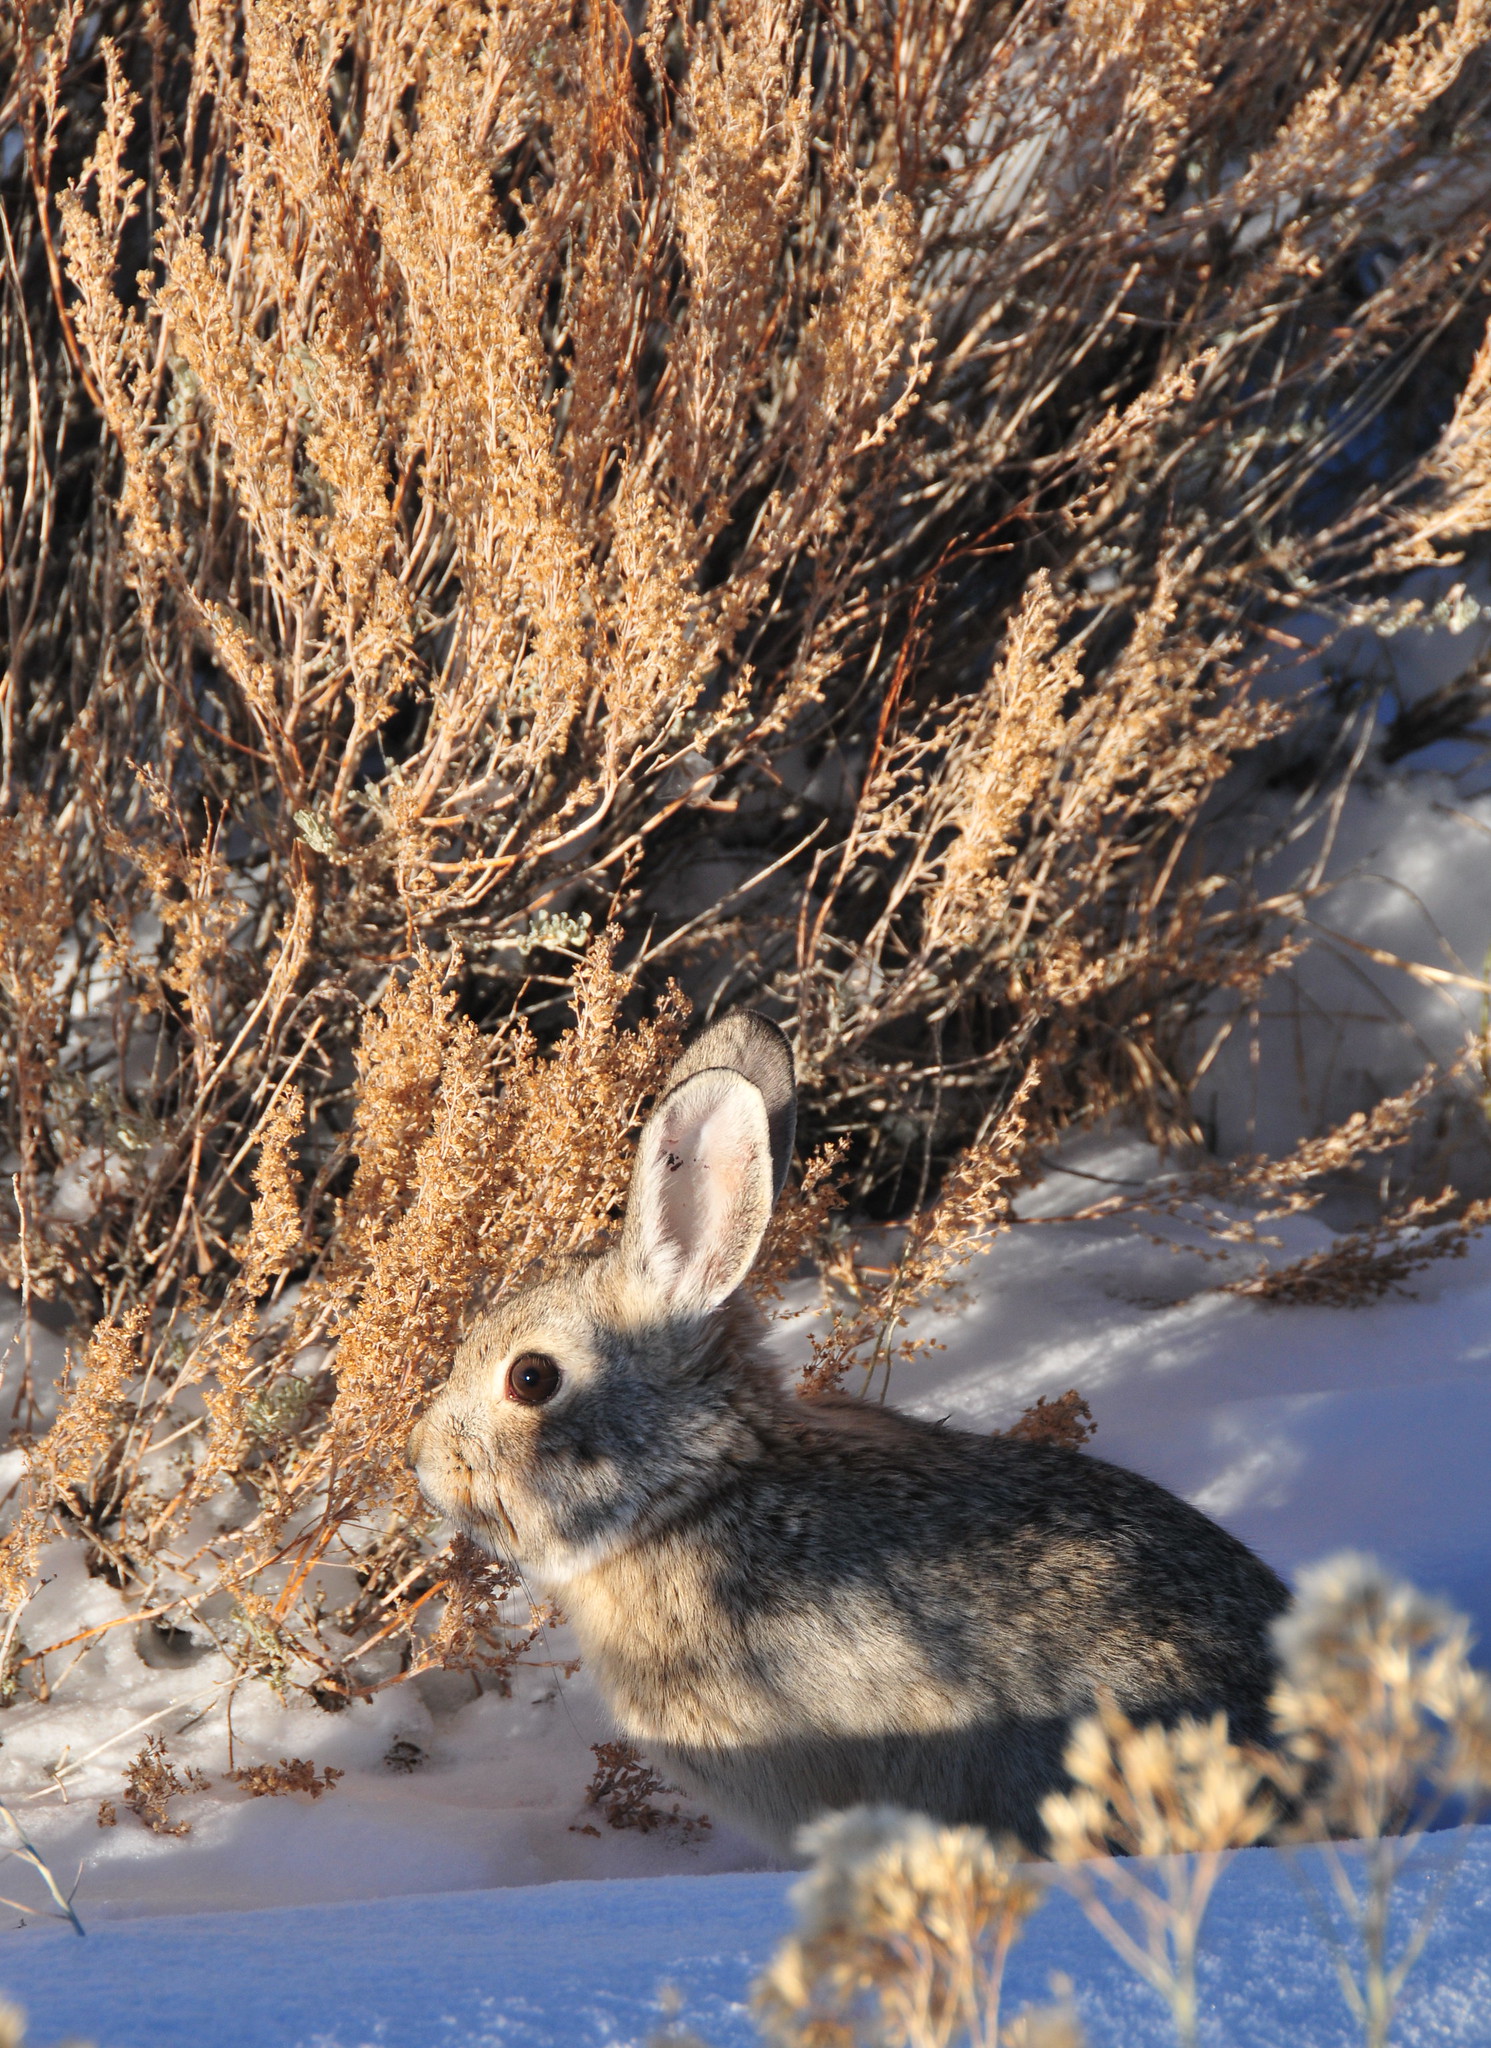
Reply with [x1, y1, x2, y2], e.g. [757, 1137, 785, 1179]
[497, 1368, 764, 1585]
[412, 1363, 738, 1585]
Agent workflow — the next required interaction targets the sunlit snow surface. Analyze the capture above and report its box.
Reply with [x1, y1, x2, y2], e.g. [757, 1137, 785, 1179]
[2, 1835, 1490, 2047]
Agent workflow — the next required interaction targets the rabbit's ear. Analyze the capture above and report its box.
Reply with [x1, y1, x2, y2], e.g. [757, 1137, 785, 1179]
[658, 1012, 796, 1201]
[622, 1066, 775, 1315]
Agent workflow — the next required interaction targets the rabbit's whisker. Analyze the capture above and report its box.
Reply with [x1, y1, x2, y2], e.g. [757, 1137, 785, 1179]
[484, 1490, 523, 1555]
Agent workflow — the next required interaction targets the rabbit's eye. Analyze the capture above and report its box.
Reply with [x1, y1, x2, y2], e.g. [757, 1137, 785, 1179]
[506, 1352, 562, 1406]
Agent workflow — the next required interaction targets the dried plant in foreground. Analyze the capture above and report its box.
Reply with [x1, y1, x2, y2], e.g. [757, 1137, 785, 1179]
[0, 2007, 92, 2048]
[754, 1806, 1043, 2048]
[1270, 1553, 1491, 2048]
[998, 1979, 1085, 2048]
[1040, 1700, 1278, 2048]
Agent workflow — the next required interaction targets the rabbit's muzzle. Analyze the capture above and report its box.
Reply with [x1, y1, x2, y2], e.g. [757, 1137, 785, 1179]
[410, 1407, 529, 1562]
[408, 1411, 479, 1514]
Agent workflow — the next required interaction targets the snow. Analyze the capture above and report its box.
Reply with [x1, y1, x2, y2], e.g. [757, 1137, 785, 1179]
[1200, 561, 1491, 1173]
[1198, 769, 1491, 1170]
[0, 1833, 1489, 2047]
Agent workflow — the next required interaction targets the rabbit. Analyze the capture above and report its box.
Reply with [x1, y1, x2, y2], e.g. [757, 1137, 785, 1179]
[408, 1011, 1290, 1856]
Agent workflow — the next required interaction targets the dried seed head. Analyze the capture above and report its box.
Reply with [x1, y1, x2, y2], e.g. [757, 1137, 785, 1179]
[756, 1806, 1042, 2048]
[1042, 1696, 1278, 1862]
[1271, 1552, 1491, 1837]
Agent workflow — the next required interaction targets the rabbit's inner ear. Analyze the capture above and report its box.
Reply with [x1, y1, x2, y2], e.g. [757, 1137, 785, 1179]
[625, 1068, 774, 1315]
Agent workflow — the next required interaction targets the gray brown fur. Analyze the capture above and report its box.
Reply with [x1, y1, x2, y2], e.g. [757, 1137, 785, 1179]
[410, 1013, 1289, 1855]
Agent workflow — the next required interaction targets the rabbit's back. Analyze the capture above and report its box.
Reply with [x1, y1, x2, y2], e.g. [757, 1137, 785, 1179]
[569, 1393, 1288, 1853]
[755, 1396, 1285, 1728]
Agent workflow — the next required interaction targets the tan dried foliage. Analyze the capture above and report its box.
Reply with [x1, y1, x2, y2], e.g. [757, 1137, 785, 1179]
[422, 1533, 543, 1691]
[1227, 1192, 1491, 1306]
[1039, 1069, 1489, 1281]
[1268, 1554, 1491, 2048]
[35, 1307, 146, 1507]
[0, 1306, 149, 1609]
[578, 1740, 710, 1844]
[237, 1087, 305, 1298]
[1003, 1393, 1096, 1452]
[119, 1735, 210, 1837]
[1000, 1985, 1087, 2048]
[1271, 1553, 1491, 1843]
[801, 1067, 1041, 1398]
[755, 1806, 1044, 2048]
[1043, 1699, 1280, 1867]
[1042, 1699, 1278, 2048]
[229, 1757, 344, 1800]
[59, 0, 917, 917]
[0, 801, 70, 1166]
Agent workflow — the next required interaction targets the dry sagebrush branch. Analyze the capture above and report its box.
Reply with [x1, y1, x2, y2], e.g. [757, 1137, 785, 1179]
[755, 1806, 1045, 2048]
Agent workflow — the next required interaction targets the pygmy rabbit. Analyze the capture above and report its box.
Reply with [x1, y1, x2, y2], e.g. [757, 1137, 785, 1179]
[409, 1012, 1289, 1854]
